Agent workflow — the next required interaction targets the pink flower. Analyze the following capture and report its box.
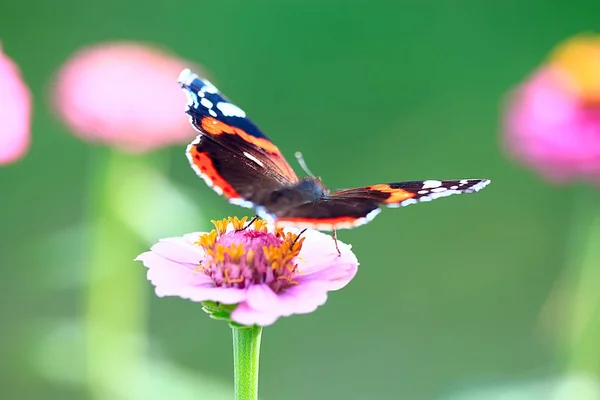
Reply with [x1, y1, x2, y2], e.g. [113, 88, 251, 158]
[0, 42, 31, 164]
[135, 217, 358, 326]
[52, 41, 200, 152]
[504, 35, 600, 183]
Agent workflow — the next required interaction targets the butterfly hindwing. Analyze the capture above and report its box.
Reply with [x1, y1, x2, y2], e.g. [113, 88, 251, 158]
[270, 197, 381, 230]
[274, 179, 490, 230]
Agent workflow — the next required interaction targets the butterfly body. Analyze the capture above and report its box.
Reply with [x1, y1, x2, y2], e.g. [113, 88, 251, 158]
[179, 69, 490, 230]
[258, 178, 328, 213]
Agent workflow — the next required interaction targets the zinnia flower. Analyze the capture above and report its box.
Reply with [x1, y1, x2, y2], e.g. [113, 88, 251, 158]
[504, 35, 600, 183]
[135, 217, 358, 326]
[0, 42, 31, 164]
[51, 41, 200, 152]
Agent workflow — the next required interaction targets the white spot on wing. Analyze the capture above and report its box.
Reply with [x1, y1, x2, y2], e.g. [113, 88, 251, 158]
[200, 98, 213, 109]
[190, 133, 202, 145]
[256, 207, 276, 223]
[400, 198, 418, 207]
[183, 90, 198, 109]
[202, 80, 218, 94]
[217, 102, 247, 118]
[466, 179, 491, 192]
[177, 68, 197, 86]
[422, 180, 442, 189]
[230, 198, 255, 209]
[387, 179, 491, 209]
[243, 151, 264, 167]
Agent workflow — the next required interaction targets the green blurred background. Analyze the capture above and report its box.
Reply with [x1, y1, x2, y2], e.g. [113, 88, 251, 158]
[2, 1, 599, 399]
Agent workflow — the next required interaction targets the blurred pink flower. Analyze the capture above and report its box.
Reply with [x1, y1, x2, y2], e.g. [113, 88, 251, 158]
[52, 42, 201, 152]
[0, 43, 31, 164]
[504, 36, 600, 183]
[135, 217, 358, 326]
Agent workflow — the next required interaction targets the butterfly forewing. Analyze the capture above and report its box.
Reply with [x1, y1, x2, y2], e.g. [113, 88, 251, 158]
[179, 69, 298, 205]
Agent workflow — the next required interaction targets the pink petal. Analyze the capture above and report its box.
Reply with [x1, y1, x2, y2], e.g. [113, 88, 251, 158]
[0, 43, 30, 164]
[230, 303, 280, 326]
[296, 261, 358, 291]
[245, 284, 280, 311]
[150, 236, 205, 265]
[296, 229, 359, 290]
[230, 282, 331, 326]
[136, 250, 248, 304]
[51, 41, 203, 152]
[177, 284, 248, 304]
[274, 282, 330, 315]
[136, 251, 212, 292]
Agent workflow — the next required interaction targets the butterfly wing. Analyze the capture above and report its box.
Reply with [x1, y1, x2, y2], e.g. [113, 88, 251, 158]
[179, 69, 298, 206]
[274, 179, 490, 230]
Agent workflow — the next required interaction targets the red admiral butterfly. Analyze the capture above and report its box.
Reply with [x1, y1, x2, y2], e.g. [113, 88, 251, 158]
[178, 69, 490, 231]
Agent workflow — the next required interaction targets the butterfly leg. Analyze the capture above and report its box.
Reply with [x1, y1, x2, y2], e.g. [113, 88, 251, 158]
[238, 215, 258, 231]
[333, 228, 341, 256]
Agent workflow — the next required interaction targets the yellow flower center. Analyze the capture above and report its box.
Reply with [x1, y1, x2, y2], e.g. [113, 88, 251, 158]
[193, 217, 305, 291]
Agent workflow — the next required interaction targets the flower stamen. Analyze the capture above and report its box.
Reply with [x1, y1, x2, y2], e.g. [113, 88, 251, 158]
[195, 230, 217, 249]
[194, 263, 205, 273]
[276, 275, 299, 285]
[224, 269, 244, 284]
[193, 217, 307, 291]
[228, 216, 248, 231]
[238, 216, 258, 231]
[252, 219, 269, 233]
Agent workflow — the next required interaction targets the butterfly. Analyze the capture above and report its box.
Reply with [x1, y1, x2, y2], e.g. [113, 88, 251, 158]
[178, 68, 490, 231]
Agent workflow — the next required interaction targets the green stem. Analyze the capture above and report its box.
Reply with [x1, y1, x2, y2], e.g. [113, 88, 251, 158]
[85, 149, 165, 398]
[232, 325, 263, 400]
[564, 188, 600, 372]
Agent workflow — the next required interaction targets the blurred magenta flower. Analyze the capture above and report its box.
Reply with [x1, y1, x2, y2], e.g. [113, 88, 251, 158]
[136, 217, 358, 326]
[0, 42, 31, 164]
[504, 35, 600, 182]
[52, 42, 200, 152]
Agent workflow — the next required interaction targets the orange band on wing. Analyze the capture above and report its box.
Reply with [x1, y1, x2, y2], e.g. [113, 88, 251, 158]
[368, 184, 415, 203]
[279, 216, 361, 225]
[201, 117, 281, 155]
[275, 216, 365, 230]
[188, 146, 240, 199]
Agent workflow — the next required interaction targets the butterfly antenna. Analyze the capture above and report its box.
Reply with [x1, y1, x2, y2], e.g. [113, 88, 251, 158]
[294, 151, 316, 178]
